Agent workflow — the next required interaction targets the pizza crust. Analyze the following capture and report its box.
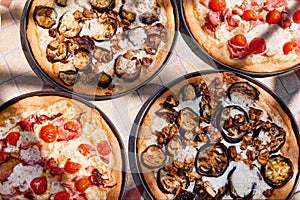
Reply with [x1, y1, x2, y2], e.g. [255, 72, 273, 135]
[136, 71, 299, 199]
[0, 95, 125, 199]
[182, 0, 300, 73]
[26, 0, 176, 97]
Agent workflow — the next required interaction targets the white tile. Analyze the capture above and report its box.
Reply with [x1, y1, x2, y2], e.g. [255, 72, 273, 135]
[0, 6, 14, 28]
[0, 56, 11, 83]
[5, 49, 32, 77]
[0, 79, 20, 102]
[279, 71, 300, 94]
[0, 24, 20, 54]
[15, 71, 43, 94]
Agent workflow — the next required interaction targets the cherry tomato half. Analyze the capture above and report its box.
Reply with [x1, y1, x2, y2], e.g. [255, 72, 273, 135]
[283, 41, 297, 55]
[229, 34, 247, 47]
[30, 176, 48, 195]
[97, 141, 112, 156]
[293, 10, 300, 24]
[75, 177, 92, 193]
[64, 121, 79, 132]
[266, 10, 282, 24]
[77, 143, 95, 156]
[40, 124, 57, 143]
[6, 132, 20, 146]
[249, 38, 267, 54]
[54, 191, 70, 200]
[242, 10, 258, 21]
[64, 160, 81, 174]
[209, 0, 226, 12]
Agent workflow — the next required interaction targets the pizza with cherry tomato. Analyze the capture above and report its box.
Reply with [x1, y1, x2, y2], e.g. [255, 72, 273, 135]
[135, 71, 299, 199]
[182, 0, 300, 74]
[25, 0, 176, 98]
[0, 94, 124, 199]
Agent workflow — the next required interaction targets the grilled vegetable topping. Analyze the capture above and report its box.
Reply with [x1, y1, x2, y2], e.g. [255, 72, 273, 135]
[73, 51, 91, 71]
[89, 12, 117, 41]
[141, 145, 166, 169]
[157, 167, 189, 194]
[175, 190, 199, 200]
[97, 72, 112, 88]
[140, 12, 159, 24]
[228, 82, 260, 102]
[166, 135, 184, 156]
[163, 95, 179, 109]
[93, 47, 113, 63]
[181, 83, 202, 101]
[193, 178, 227, 199]
[195, 143, 229, 177]
[34, 6, 57, 29]
[89, 0, 114, 11]
[200, 101, 214, 123]
[58, 11, 82, 38]
[56, 0, 68, 7]
[119, 5, 136, 22]
[262, 155, 293, 188]
[144, 34, 162, 55]
[253, 122, 286, 153]
[177, 108, 199, 132]
[127, 27, 147, 47]
[46, 38, 68, 62]
[217, 106, 249, 143]
[228, 165, 259, 198]
[59, 70, 78, 86]
[114, 54, 142, 81]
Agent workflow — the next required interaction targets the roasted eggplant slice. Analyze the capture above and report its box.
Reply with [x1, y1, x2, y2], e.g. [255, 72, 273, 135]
[228, 165, 260, 199]
[73, 51, 91, 71]
[58, 11, 82, 38]
[163, 95, 179, 109]
[199, 101, 214, 123]
[46, 39, 68, 62]
[217, 106, 249, 143]
[93, 47, 113, 63]
[253, 122, 286, 153]
[166, 135, 185, 156]
[56, 0, 68, 7]
[119, 5, 136, 22]
[34, 6, 57, 29]
[89, 0, 114, 11]
[114, 55, 142, 81]
[193, 178, 228, 200]
[89, 12, 117, 41]
[127, 27, 147, 47]
[139, 12, 159, 24]
[195, 143, 229, 177]
[97, 71, 112, 88]
[228, 82, 260, 102]
[144, 34, 162, 55]
[177, 108, 199, 132]
[73, 35, 95, 52]
[175, 189, 200, 200]
[59, 70, 78, 86]
[181, 84, 200, 101]
[157, 167, 189, 194]
[141, 145, 166, 169]
[262, 155, 293, 188]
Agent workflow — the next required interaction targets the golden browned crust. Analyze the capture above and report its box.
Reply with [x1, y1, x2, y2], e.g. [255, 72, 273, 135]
[182, 0, 300, 73]
[26, 0, 176, 97]
[0, 95, 124, 199]
[137, 71, 299, 199]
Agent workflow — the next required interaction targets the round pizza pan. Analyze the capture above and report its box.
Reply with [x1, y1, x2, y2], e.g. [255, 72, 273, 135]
[0, 91, 127, 199]
[178, 0, 300, 78]
[20, 0, 179, 100]
[129, 69, 300, 199]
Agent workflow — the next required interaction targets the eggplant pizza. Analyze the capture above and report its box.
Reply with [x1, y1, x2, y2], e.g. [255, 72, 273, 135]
[25, 0, 176, 97]
[136, 71, 299, 199]
[182, 0, 300, 74]
[0, 93, 125, 199]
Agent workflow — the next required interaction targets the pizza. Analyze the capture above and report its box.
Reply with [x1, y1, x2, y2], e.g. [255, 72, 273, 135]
[182, 0, 300, 74]
[0, 92, 125, 199]
[24, 0, 176, 98]
[135, 71, 299, 199]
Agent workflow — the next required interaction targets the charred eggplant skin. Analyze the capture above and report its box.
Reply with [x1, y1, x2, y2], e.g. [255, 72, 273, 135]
[175, 190, 200, 200]
[157, 168, 190, 194]
[33, 6, 57, 29]
[262, 155, 293, 188]
[141, 145, 166, 169]
[217, 105, 249, 143]
[89, 0, 115, 12]
[97, 72, 112, 88]
[253, 122, 286, 153]
[195, 143, 229, 177]
[228, 82, 260, 101]
[119, 5, 136, 22]
[59, 70, 78, 86]
[114, 55, 142, 82]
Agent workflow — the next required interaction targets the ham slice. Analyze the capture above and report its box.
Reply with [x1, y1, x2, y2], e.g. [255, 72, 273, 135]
[227, 40, 251, 58]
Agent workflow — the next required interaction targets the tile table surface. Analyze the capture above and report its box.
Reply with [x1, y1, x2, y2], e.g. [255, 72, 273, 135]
[0, 0, 300, 199]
